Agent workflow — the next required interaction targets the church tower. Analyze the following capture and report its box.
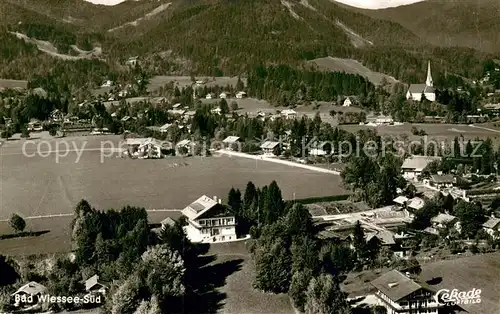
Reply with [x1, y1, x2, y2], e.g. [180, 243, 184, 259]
[425, 60, 433, 87]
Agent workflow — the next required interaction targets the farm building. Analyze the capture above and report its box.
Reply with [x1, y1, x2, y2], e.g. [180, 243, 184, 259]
[181, 195, 237, 243]
[126, 138, 163, 158]
[430, 213, 459, 232]
[222, 136, 242, 151]
[371, 270, 441, 314]
[205, 93, 215, 99]
[402, 155, 441, 181]
[236, 91, 247, 99]
[343, 97, 355, 107]
[281, 109, 297, 119]
[219, 92, 229, 99]
[85, 275, 108, 295]
[483, 217, 500, 238]
[429, 174, 455, 189]
[260, 141, 280, 156]
[176, 139, 193, 156]
[406, 61, 436, 102]
[211, 107, 222, 115]
[11, 281, 47, 307]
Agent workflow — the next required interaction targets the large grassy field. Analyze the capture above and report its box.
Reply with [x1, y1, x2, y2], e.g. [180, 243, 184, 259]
[340, 123, 500, 141]
[0, 135, 346, 220]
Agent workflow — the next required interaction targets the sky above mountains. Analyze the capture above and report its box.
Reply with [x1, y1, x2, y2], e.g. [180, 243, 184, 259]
[84, 0, 425, 9]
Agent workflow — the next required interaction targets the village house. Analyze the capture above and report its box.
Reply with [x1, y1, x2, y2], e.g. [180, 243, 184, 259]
[430, 213, 460, 232]
[371, 270, 441, 314]
[482, 217, 500, 238]
[11, 281, 47, 307]
[235, 91, 247, 99]
[429, 174, 455, 189]
[406, 61, 436, 102]
[281, 109, 297, 120]
[181, 195, 237, 243]
[126, 138, 163, 159]
[407, 197, 425, 211]
[126, 56, 138, 67]
[222, 136, 242, 151]
[401, 155, 441, 181]
[205, 93, 215, 100]
[343, 97, 354, 107]
[168, 109, 186, 116]
[27, 119, 43, 132]
[176, 139, 192, 156]
[172, 103, 182, 109]
[219, 92, 229, 99]
[85, 275, 108, 296]
[50, 109, 63, 122]
[211, 107, 222, 115]
[260, 141, 280, 156]
[101, 80, 113, 88]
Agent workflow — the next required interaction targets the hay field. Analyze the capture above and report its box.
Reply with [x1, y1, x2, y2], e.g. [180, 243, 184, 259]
[308, 57, 399, 86]
[0, 136, 346, 220]
[339, 123, 500, 141]
[0, 79, 28, 89]
[147, 76, 247, 92]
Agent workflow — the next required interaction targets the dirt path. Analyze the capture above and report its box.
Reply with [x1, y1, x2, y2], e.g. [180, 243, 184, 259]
[215, 150, 341, 175]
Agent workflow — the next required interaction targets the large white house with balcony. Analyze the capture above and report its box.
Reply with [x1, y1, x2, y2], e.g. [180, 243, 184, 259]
[371, 270, 442, 314]
[181, 195, 237, 243]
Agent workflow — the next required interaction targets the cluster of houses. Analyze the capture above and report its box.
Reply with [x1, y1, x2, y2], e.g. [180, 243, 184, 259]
[10, 275, 107, 310]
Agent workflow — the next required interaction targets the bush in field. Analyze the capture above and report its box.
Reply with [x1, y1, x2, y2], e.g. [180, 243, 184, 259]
[9, 214, 26, 233]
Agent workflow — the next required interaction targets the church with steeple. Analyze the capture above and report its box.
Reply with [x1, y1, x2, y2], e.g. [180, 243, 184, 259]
[406, 61, 436, 102]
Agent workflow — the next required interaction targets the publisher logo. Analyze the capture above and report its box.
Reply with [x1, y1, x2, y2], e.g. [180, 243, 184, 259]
[434, 288, 481, 306]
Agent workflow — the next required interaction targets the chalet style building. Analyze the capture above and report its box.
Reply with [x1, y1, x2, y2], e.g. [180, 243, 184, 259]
[406, 61, 436, 102]
[401, 155, 441, 181]
[182, 195, 237, 243]
[371, 270, 442, 314]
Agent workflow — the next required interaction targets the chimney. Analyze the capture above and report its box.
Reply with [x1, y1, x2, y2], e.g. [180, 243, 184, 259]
[218, 199, 222, 204]
[213, 196, 217, 202]
[388, 282, 399, 288]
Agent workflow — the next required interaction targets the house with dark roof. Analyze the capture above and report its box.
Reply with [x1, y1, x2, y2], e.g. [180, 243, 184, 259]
[371, 270, 442, 314]
[429, 174, 455, 189]
[181, 195, 237, 243]
[406, 61, 436, 102]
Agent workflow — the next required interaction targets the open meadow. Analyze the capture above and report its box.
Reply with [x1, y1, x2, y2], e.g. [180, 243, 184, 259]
[0, 135, 346, 220]
[339, 123, 500, 141]
[0, 79, 28, 89]
[308, 57, 399, 86]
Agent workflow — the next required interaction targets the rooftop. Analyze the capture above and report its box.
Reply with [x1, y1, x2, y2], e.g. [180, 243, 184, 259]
[182, 195, 218, 221]
[431, 213, 457, 224]
[430, 174, 455, 184]
[402, 155, 441, 172]
[223, 136, 241, 144]
[483, 217, 500, 229]
[260, 141, 280, 149]
[12, 281, 47, 296]
[371, 270, 432, 302]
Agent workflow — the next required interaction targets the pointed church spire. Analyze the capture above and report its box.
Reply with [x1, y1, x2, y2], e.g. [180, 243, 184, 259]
[426, 60, 433, 87]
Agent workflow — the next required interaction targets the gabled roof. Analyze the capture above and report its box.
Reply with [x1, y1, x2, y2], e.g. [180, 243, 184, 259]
[402, 155, 441, 172]
[366, 230, 396, 245]
[430, 174, 455, 184]
[223, 136, 241, 144]
[85, 275, 107, 291]
[182, 195, 219, 221]
[260, 141, 280, 149]
[371, 270, 432, 302]
[281, 109, 297, 115]
[408, 84, 427, 94]
[393, 196, 409, 205]
[12, 282, 47, 296]
[483, 217, 500, 229]
[177, 139, 191, 147]
[161, 217, 176, 227]
[407, 197, 425, 210]
[431, 213, 457, 224]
